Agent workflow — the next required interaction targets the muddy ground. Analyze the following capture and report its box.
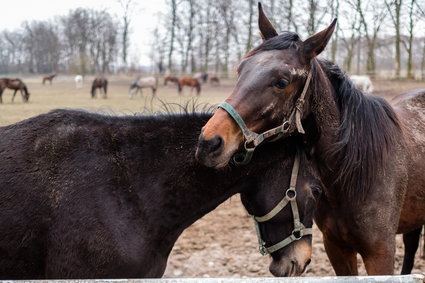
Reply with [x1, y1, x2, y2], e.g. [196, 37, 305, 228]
[164, 79, 425, 278]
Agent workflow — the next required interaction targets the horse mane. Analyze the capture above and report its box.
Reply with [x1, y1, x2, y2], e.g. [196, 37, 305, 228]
[317, 59, 403, 200]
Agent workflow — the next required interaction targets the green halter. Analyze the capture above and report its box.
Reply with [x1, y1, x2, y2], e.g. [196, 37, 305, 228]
[252, 152, 313, 255]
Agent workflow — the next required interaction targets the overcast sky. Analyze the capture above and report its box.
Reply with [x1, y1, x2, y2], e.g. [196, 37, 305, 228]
[0, 0, 166, 66]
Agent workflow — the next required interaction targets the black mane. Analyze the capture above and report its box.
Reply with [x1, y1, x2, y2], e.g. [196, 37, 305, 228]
[317, 59, 403, 199]
[247, 32, 301, 57]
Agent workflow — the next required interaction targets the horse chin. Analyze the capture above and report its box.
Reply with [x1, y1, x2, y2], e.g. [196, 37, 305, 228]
[269, 242, 312, 277]
[195, 145, 235, 168]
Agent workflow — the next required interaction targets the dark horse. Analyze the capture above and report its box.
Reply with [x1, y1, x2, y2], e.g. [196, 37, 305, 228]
[196, 3, 425, 275]
[0, 109, 321, 279]
[91, 76, 108, 98]
[178, 77, 201, 95]
[42, 74, 56, 85]
[0, 78, 30, 103]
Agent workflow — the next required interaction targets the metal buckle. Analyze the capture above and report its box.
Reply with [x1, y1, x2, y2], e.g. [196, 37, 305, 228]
[259, 244, 268, 255]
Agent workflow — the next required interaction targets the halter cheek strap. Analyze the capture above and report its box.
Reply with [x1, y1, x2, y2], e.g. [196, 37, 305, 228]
[251, 152, 313, 255]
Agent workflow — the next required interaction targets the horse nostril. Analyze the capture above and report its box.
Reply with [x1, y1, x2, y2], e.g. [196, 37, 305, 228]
[210, 136, 223, 153]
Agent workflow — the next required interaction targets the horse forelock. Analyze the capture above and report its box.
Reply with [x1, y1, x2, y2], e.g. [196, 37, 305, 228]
[316, 59, 404, 202]
[245, 32, 301, 58]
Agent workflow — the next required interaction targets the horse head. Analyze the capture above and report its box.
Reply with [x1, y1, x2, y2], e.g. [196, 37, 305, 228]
[241, 141, 322, 276]
[195, 3, 336, 168]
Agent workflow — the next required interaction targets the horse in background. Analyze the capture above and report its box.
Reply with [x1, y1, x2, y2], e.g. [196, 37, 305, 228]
[194, 72, 208, 83]
[0, 78, 30, 103]
[129, 76, 158, 99]
[163, 76, 179, 86]
[42, 74, 56, 85]
[178, 77, 201, 96]
[75, 75, 83, 88]
[350, 75, 373, 93]
[209, 76, 220, 85]
[91, 77, 108, 98]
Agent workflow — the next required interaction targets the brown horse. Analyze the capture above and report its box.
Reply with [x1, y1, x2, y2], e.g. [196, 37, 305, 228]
[42, 74, 56, 85]
[0, 78, 30, 103]
[178, 77, 201, 95]
[196, 3, 425, 276]
[163, 76, 179, 86]
[91, 77, 108, 98]
[209, 76, 220, 85]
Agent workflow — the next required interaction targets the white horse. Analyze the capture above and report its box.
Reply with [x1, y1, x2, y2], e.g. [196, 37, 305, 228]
[128, 76, 158, 99]
[75, 75, 83, 88]
[350, 75, 374, 93]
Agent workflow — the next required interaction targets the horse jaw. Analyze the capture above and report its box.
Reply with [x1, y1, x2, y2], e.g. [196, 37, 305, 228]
[269, 241, 312, 277]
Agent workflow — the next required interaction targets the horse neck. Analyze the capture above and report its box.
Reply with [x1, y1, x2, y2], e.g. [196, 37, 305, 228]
[307, 61, 341, 159]
[123, 115, 247, 252]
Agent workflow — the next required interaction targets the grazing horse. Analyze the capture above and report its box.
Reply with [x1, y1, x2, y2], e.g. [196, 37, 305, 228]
[163, 76, 179, 86]
[196, 3, 425, 276]
[0, 78, 30, 103]
[193, 72, 208, 83]
[178, 77, 201, 96]
[0, 109, 320, 278]
[350, 75, 373, 93]
[42, 74, 56, 85]
[128, 76, 158, 99]
[209, 76, 220, 85]
[91, 77, 108, 98]
[75, 75, 83, 88]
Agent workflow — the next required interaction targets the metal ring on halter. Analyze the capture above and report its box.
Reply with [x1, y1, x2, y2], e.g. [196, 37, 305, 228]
[286, 188, 297, 201]
[292, 229, 303, 240]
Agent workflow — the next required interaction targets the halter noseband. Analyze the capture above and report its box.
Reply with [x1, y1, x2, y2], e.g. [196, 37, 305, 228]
[217, 70, 312, 165]
[252, 152, 313, 255]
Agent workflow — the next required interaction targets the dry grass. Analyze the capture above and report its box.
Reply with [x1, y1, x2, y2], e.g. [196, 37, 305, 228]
[0, 75, 233, 127]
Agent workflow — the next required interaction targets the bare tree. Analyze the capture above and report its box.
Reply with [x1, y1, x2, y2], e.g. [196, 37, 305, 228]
[117, 0, 136, 68]
[385, 0, 402, 78]
[167, 0, 178, 71]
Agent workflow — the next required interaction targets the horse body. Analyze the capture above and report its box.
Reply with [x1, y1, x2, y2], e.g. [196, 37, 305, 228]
[129, 76, 158, 98]
[0, 109, 319, 279]
[0, 78, 30, 103]
[178, 77, 201, 95]
[193, 72, 208, 83]
[74, 75, 83, 88]
[91, 77, 108, 98]
[42, 74, 56, 85]
[196, 4, 425, 276]
[349, 75, 373, 93]
[210, 76, 220, 85]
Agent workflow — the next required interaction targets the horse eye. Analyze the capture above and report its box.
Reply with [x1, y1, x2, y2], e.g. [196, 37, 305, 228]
[311, 186, 322, 198]
[274, 78, 288, 89]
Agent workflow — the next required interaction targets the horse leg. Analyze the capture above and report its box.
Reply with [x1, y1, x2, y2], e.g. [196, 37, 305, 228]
[401, 227, 422, 274]
[12, 89, 18, 102]
[0, 88, 3, 104]
[361, 237, 396, 275]
[323, 236, 358, 275]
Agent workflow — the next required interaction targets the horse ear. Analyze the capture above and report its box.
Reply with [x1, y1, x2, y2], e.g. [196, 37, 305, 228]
[302, 18, 337, 61]
[258, 2, 278, 40]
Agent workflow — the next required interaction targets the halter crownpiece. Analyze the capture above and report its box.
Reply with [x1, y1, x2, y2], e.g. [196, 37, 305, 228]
[251, 152, 313, 255]
[217, 70, 312, 165]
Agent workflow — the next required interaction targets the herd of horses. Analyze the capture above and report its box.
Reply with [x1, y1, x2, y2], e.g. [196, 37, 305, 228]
[0, 2, 424, 280]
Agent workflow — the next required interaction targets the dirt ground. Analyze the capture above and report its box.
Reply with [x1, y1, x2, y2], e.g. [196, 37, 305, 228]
[0, 76, 424, 278]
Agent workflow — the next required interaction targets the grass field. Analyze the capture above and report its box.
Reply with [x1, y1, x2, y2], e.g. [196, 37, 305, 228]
[0, 75, 234, 127]
[1, 75, 424, 127]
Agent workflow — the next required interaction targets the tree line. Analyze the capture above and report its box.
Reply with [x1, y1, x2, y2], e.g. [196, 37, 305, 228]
[0, 8, 120, 75]
[152, 0, 425, 79]
[1, 0, 425, 79]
